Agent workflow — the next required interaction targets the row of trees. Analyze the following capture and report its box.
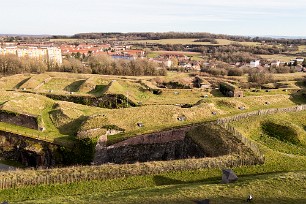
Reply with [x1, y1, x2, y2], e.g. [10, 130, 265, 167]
[201, 63, 298, 78]
[70, 32, 306, 46]
[0, 55, 48, 75]
[209, 43, 291, 55]
[0, 54, 166, 76]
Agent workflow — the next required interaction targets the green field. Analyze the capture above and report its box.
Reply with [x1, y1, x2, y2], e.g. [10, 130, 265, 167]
[127, 38, 260, 46]
[259, 54, 298, 62]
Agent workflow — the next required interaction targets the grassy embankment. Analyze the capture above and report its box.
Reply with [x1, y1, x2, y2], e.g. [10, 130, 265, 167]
[0, 110, 305, 203]
[0, 73, 305, 145]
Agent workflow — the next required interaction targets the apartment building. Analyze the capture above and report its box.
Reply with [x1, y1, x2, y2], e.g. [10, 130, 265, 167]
[0, 46, 62, 65]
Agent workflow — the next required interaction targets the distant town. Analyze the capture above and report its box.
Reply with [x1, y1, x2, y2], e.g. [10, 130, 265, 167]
[0, 33, 305, 77]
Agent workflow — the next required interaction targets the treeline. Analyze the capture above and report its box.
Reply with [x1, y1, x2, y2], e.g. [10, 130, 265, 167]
[0, 55, 48, 75]
[86, 55, 166, 76]
[69, 32, 306, 45]
[193, 38, 218, 44]
[209, 43, 298, 55]
[209, 52, 258, 64]
[71, 32, 240, 41]
[201, 62, 298, 78]
[0, 54, 166, 76]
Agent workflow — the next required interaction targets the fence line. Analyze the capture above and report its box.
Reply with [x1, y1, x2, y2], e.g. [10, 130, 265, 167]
[215, 105, 306, 124]
[0, 154, 262, 190]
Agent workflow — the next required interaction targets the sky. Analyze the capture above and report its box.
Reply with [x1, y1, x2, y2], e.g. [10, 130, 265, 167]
[1, 0, 306, 36]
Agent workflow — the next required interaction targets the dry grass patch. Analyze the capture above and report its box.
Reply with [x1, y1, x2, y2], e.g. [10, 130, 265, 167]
[1, 93, 53, 116]
[0, 74, 31, 90]
[19, 73, 51, 90]
[39, 77, 85, 93]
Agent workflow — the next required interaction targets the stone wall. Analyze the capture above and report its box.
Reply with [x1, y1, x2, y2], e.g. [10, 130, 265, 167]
[94, 127, 207, 164]
[45, 93, 136, 109]
[0, 131, 63, 167]
[0, 110, 38, 130]
[94, 124, 248, 165]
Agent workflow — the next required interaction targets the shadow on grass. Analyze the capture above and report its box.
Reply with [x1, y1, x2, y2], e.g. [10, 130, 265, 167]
[53, 135, 76, 147]
[289, 93, 306, 105]
[64, 80, 86, 92]
[153, 170, 302, 188]
[153, 175, 186, 186]
[153, 175, 221, 186]
[88, 85, 107, 97]
[13, 77, 31, 89]
[210, 89, 224, 97]
[289, 80, 306, 105]
[58, 115, 88, 135]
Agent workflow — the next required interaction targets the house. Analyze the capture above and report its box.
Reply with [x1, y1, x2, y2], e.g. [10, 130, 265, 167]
[271, 60, 280, 67]
[150, 59, 172, 68]
[250, 60, 260, 68]
[295, 57, 304, 64]
[122, 50, 145, 58]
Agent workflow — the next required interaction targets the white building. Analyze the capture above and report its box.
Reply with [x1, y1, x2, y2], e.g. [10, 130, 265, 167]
[295, 58, 304, 63]
[271, 60, 281, 67]
[250, 60, 260, 68]
[0, 46, 62, 65]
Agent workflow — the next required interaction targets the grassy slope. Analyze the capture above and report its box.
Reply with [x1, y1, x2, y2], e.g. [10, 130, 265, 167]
[231, 111, 306, 155]
[5, 171, 305, 204]
[1, 90, 299, 144]
[0, 74, 31, 90]
[0, 107, 306, 203]
[0, 145, 305, 203]
[19, 73, 51, 90]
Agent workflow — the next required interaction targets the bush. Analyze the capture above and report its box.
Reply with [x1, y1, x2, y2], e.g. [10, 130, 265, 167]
[248, 71, 274, 86]
[228, 68, 244, 76]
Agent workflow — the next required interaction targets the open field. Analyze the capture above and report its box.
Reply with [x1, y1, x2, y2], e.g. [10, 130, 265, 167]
[127, 38, 260, 46]
[298, 45, 306, 52]
[259, 54, 300, 62]
[272, 72, 306, 81]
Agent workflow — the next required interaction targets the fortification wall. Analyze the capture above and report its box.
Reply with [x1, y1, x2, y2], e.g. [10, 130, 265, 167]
[0, 110, 38, 130]
[0, 131, 62, 167]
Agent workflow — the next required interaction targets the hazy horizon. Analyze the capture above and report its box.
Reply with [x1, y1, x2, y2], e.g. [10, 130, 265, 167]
[1, 0, 306, 36]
